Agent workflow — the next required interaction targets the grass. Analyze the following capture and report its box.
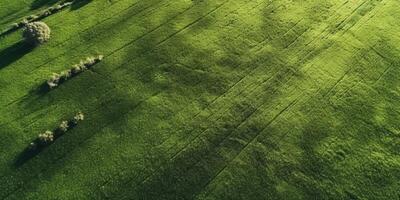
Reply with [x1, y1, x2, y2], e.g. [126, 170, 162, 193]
[0, 0, 399, 199]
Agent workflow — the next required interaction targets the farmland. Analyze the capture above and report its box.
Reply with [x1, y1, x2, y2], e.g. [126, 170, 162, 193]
[0, 0, 399, 199]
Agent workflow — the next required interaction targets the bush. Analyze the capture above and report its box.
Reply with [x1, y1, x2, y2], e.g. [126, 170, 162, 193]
[38, 130, 54, 145]
[23, 21, 51, 46]
[72, 112, 85, 124]
[59, 121, 69, 132]
[47, 73, 61, 89]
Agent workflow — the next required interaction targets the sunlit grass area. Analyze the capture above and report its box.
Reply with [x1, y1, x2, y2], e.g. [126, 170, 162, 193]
[0, 0, 399, 199]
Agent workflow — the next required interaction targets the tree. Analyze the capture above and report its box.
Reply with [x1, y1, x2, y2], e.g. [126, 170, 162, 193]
[22, 21, 51, 46]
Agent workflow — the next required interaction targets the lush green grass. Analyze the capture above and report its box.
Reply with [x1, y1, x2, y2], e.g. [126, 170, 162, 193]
[0, 0, 399, 199]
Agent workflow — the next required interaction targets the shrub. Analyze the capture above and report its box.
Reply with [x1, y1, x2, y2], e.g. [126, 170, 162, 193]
[38, 130, 54, 145]
[23, 21, 51, 46]
[59, 121, 69, 132]
[72, 112, 85, 125]
[47, 73, 61, 89]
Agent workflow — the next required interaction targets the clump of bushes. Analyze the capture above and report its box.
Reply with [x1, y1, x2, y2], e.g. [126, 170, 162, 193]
[46, 55, 104, 89]
[29, 112, 85, 150]
[23, 21, 51, 46]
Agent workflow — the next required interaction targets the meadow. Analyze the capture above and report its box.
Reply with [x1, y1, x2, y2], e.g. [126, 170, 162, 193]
[0, 0, 399, 199]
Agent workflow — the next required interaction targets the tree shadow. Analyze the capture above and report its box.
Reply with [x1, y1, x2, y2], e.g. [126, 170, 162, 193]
[0, 41, 34, 70]
[13, 140, 45, 168]
[31, 0, 62, 10]
[70, 0, 92, 10]
[14, 121, 80, 168]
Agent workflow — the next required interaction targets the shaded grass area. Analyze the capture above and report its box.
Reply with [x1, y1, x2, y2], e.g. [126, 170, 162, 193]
[31, 0, 62, 10]
[0, 0, 400, 199]
[0, 42, 34, 69]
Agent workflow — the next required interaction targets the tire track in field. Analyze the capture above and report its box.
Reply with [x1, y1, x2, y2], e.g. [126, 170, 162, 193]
[116, 74, 302, 199]
[106, 59, 297, 198]
[193, 96, 302, 200]
[192, 2, 390, 197]
[216, 43, 392, 200]
[316, 0, 385, 98]
[296, 0, 382, 65]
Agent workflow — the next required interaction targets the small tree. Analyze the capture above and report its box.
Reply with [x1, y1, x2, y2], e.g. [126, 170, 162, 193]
[23, 22, 51, 46]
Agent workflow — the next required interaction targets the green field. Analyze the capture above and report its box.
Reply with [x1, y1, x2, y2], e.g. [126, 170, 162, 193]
[0, 0, 399, 199]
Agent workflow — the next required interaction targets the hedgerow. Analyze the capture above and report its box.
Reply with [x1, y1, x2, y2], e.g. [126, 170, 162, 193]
[29, 112, 85, 150]
[47, 55, 104, 89]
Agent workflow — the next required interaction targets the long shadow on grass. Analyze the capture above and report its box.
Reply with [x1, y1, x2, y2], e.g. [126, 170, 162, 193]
[70, 0, 92, 10]
[31, 0, 62, 10]
[0, 42, 34, 70]
[13, 123, 80, 168]
[14, 142, 45, 168]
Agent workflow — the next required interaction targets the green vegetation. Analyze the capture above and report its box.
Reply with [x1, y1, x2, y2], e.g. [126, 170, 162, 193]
[0, 0, 399, 199]
[47, 55, 103, 89]
[22, 22, 51, 46]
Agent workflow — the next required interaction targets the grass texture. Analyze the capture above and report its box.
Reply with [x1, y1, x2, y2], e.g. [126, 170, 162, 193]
[0, 0, 399, 199]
